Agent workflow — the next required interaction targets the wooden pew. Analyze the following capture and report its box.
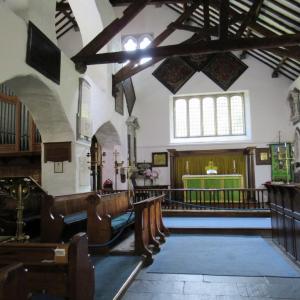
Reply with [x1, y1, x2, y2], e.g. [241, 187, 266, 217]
[153, 195, 170, 239]
[0, 233, 94, 300]
[0, 262, 27, 300]
[41, 192, 97, 242]
[134, 195, 169, 265]
[87, 191, 134, 252]
[134, 199, 153, 265]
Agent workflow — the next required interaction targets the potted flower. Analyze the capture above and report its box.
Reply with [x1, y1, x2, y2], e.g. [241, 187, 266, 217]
[143, 168, 159, 185]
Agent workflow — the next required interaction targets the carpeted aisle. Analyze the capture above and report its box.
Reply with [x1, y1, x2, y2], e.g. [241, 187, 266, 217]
[92, 255, 141, 300]
[31, 255, 141, 300]
[147, 235, 300, 277]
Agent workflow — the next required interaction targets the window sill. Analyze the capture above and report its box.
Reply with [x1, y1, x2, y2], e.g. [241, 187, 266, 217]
[170, 135, 251, 145]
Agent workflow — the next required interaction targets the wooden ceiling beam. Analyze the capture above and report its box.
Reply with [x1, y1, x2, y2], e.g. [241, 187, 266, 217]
[272, 57, 288, 78]
[57, 24, 76, 39]
[236, 0, 263, 37]
[113, 0, 201, 82]
[203, 0, 210, 40]
[114, 34, 202, 84]
[208, 0, 300, 60]
[110, 0, 187, 6]
[113, 12, 247, 83]
[171, 23, 202, 32]
[72, 0, 151, 61]
[75, 32, 300, 65]
[55, 1, 78, 34]
[56, 2, 71, 12]
[218, 0, 229, 40]
[239, 28, 251, 59]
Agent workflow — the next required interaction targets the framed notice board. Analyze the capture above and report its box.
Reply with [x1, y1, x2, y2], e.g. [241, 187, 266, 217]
[269, 143, 293, 182]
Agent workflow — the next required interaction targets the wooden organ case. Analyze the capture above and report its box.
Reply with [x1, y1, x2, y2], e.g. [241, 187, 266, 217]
[0, 84, 42, 183]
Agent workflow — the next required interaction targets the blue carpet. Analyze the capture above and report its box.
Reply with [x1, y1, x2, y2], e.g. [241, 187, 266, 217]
[92, 255, 141, 300]
[147, 235, 300, 277]
[163, 217, 271, 228]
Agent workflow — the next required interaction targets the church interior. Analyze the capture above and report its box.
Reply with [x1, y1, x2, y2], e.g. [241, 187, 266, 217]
[0, 0, 300, 299]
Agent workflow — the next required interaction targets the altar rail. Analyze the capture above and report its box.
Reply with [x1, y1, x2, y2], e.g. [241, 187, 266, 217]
[134, 188, 269, 210]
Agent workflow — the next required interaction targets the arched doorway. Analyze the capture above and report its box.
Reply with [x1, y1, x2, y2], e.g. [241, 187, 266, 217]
[94, 121, 122, 190]
[90, 135, 102, 191]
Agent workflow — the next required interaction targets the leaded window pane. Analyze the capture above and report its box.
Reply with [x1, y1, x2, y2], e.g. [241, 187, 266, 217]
[216, 96, 229, 135]
[189, 98, 201, 136]
[202, 97, 215, 136]
[230, 95, 245, 135]
[175, 99, 187, 137]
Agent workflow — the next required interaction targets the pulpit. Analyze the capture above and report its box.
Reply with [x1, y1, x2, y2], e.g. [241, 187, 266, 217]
[182, 174, 244, 202]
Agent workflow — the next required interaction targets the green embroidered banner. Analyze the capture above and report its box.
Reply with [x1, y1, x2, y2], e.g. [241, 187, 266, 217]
[270, 143, 293, 182]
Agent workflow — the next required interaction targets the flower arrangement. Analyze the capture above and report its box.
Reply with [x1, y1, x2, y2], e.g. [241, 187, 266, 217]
[103, 178, 113, 189]
[143, 168, 159, 181]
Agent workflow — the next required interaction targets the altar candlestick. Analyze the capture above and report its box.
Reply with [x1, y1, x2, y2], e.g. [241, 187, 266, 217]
[186, 161, 190, 174]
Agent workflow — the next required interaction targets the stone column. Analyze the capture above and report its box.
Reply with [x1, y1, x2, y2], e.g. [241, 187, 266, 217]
[167, 149, 177, 189]
[126, 116, 139, 166]
[245, 147, 256, 188]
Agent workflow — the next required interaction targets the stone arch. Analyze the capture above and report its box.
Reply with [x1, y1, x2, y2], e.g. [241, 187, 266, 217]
[94, 121, 121, 149]
[3, 74, 74, 141]
[68, 0, 104, 47]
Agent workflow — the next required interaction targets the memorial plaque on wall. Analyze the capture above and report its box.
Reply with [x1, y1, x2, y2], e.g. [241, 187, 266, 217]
[44, 142, 72, 163]
[26, 21, 61, 84]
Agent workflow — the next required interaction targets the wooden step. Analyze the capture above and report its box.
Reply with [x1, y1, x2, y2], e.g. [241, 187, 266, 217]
[163, 209, 270, 218]
[169, 227, 271, 237]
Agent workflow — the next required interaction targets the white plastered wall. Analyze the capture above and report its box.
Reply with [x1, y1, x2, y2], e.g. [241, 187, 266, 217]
[0, 3, 79, 194]
[0, 1, 128, 194]
[68, 0, 129, 191]
[115, 5, 294, 188]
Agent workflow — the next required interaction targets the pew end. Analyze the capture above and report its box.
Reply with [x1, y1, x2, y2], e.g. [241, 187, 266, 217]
[41, 192, 97, 242]
[0, 232, 94, 300]
[0, 262, 27, 300]
[87, 191, 134, 254]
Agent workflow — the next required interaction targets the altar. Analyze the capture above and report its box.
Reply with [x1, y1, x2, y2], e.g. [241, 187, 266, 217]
[182, 174, 244, 202]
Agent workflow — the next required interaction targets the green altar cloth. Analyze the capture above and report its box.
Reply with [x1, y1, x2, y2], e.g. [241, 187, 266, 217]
[182, 174, 244, 202]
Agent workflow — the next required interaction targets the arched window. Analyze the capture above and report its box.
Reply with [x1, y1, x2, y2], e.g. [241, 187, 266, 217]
[122, 33, 153, 66]
[172, 91, 247, 141]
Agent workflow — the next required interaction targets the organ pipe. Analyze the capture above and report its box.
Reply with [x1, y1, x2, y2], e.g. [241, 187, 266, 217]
[0, 83, 41, 151]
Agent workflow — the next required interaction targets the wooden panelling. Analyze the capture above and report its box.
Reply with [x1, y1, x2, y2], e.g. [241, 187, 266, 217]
[285, 214, 295, 258]
[0, 156, 41, 184]
[265, 183, 300, 265]
[277, 210, 285, 248]
[44, 141, 71, 162]
[271, 206, 279, 241]
[295, 218, 300, 261]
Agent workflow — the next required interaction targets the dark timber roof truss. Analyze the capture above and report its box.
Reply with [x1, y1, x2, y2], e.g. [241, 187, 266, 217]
[70, 0, 300, 83]
[166, 0, 300, 80]
[55, 0, 78, 39]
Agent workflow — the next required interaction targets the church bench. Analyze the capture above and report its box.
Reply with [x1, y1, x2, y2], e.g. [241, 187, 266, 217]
[153, 194, 170, 239]
[41, 192, 97, 242]
[0, 262, 27, 300]
[134, 194, 169, 265]
[87, 191, 134, 252]
[0, 232, 94, 300]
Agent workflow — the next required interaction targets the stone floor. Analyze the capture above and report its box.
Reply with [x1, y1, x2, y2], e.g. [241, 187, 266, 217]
[123, 272, 300, 299]
[122, 237, 300, 300]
